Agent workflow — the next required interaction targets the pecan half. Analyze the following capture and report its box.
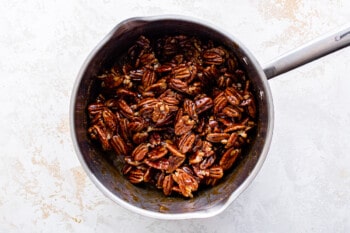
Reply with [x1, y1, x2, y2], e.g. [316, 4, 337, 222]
[225, 132, 239, 149]
[162, 175, 174, 196]
[132, 131, 148, 144]
[166, 156, 185, 173]
[172, 169, 198, 198]
[222, 106, 241, 118]
[111, 134, 129, 156]
[240, 96, 256, 118]
[225, 87, 243, 106]
[195, 96, 213, 114]
[152, 102, 170, 124]
[177, 132, 196, 154]
[128, 169, 144, 184]
[142, 69, 157, 89]
[174, 115, 195, 136]
[118, 99, 134, 119]
[219, 148, 240, 171]
[128, 117, 147, 132]
[148, 146, 168, 161]
[165, 140, 185, 158]
[213, 92, 228, 114]
[169, 78, 188, 93]
[144, 158, 169, 170]
[131, 143, 149, 161]
[203, 47, 228, 65]
[88, 124, 111, 151]
[183, 99, 198, 121]
[206, 133, 230, 143]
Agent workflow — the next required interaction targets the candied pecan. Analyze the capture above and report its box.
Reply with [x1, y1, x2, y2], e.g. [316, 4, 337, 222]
[105, 98, 119, 111]
[124, 157, 142, 167]
[128, 117, 147, 132]
[88, 124, 111, 151]
[128, 169, 144, 184]
[148, 146, 168, 161]
[227, 57, 237, 72]
[201, 141, 214, 157]
[225, 132, 239, 149]
[118, 99, 134, 119]
[183, 99, 198, 121]
[203, 47, 228, 65]
[219, 148, 240, 171]
[99, 68, 124, 89]
[137, 97, 158, 109]
[169, 78, 188, 93]
[160, 89, 183, 103]
[208, 117, 218, 129]
[173, 64, 191, 79]
[88, 102, 105, 116]
[177, 132, 196, 154]
[223, 123, 247, 133]
[208, 166, 224, 179]
[129, 69, 144, 81]
[87, 34, 257, 198]
[213, 92, 228, 114]
[163, 175, 174, 196]
[154, 112, 176, 127]
[131, 143, 149, 161]
[195, 96, 213, 114]
[225, 87, 243, 106]
[156, 64, 173, 73]
[152, 102, 170, 124]
[194, 117, 206, 135]
[199, 154, 216, 170]
[191, 137, 203, 153]
[189, 151, 205, 164]
[111, 134, 129, 156]
[199, 65, 218, 86]
[166, 156, 185, 173]
[144, 158, 169, 170]
[143, 167, 153, 183]
[172, 168, 198, 198]
[146, 132, 160, 148]
[187, 82, 203, 96]
[156, 171, 165, 189]
[102, 109, 117, 132]
[140, 53, 158, 66]
[160, 95, 180, 106]
[118, 117, 130, 141]
[206, 133, 230, 143]
[144, 80, 167, 94]
[116, 87, 137, 98]
[240, 96, 256, 118]
[142, 69, 157, 88]
[132, 131, 148, 144]
[174, 115, 195, 136]
[192, 164, 208, 179]
[165, 140, 185, 158]
[222, 106, 241, 118]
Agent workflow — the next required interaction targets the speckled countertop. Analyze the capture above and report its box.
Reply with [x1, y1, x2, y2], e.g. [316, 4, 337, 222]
[1, 0, 350, 232]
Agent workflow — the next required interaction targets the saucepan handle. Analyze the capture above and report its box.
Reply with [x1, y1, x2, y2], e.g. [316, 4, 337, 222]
[263, 24, 350, 79]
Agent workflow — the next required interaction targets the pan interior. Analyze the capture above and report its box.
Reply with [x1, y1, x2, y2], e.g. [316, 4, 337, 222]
[72, 18, 272, 215]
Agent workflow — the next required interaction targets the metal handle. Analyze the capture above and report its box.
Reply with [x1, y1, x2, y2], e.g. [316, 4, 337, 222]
[263, 24, 350, 79]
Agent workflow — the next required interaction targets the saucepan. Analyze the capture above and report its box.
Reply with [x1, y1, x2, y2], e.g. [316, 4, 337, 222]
[70, 15, 350, 219]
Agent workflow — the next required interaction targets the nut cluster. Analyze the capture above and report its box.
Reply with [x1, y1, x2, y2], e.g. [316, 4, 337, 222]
[87, 34, 257, 198]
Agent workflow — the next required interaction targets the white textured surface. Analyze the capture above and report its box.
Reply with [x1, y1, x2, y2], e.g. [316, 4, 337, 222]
[1, 0, 350, 232]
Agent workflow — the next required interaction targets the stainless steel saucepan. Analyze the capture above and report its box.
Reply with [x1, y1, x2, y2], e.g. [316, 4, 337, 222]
[70, 15, 350, 219]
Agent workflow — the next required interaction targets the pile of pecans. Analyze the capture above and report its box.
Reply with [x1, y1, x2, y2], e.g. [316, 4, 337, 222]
[87, 34, 257, 198]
